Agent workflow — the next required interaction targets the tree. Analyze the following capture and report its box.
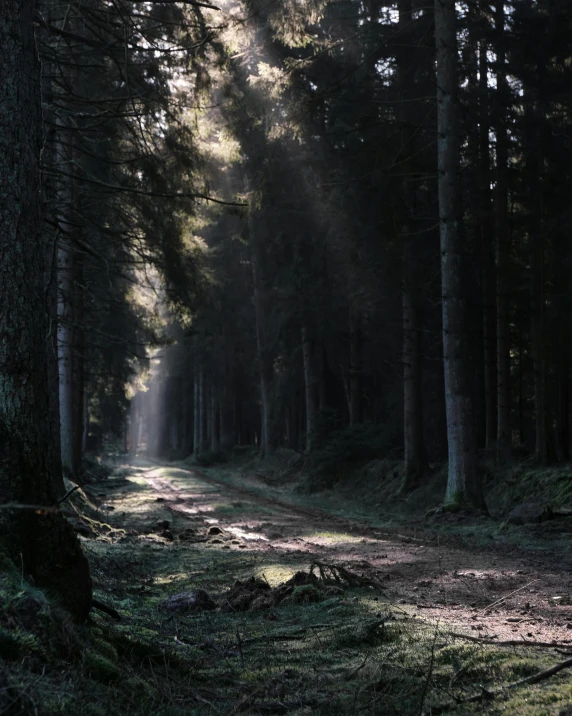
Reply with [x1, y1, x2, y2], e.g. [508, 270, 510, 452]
[435, 0, 484, 508]
[0, 0, 91, 620]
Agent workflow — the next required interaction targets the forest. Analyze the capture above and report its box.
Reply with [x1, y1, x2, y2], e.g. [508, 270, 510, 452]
[3, 0, 572, 714]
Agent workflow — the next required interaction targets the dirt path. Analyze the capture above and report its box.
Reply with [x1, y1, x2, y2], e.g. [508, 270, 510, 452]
[121, 462, 572, 648]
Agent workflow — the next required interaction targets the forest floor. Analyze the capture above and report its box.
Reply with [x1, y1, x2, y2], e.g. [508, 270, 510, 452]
[82, 459, 572, 714]
[4, 458, 572, 715]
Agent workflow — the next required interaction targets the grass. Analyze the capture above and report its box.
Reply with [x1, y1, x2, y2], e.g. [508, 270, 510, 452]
[1, 461, 572, 714]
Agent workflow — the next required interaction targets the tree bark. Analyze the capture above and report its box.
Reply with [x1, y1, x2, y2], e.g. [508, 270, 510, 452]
[0, 0, 91, 620]
[402, 237, 426, 488]
[210, 392, 219, 452]
[495, 0, 511, 460]
[478, 39, 497, 452]
[302, 323, 319, 451]
[525, 73, 549, 464]
[199, 366, 206, 452]
[349, 309, 363, 426]
[250, 209, 276, 456]
[398, 0, 426, 488]
[193, 361, 200, 453]
[435, 0, 483, 508]
[58, 240, 85, 480]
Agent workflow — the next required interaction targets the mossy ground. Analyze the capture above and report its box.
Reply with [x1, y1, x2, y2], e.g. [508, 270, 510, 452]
[1, 459, 572, 714]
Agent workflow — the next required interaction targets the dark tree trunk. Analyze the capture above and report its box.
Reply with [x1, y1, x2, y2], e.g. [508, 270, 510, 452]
[398, 0, 426, 488]
[0, 0, 91, 620]
[402, 237, 426, 488]
[558, 363, 570, 461]
[495, 0, 511, 460]
[250, 210, 277, 456]
[199, 366, 207, 452]
[302, 323, 319, 451]
[349, 309, 363, 426]
[435, 0, 483, 508]
[210, 392, 220, 452]
[526, 83, 549, 464]
[478, 40, 497, 452]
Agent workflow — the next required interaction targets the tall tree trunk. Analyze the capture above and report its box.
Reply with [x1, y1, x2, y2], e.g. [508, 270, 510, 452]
[210, 392, 219, 452]
[302, 323, 319, 451]
[41, 41, 65, 498]
[398, 0, 426, 488]
[193, 367, 200, 454]
[0, 0, 91, 619]
[250, 210, 276, 457]
[402, 237, 426, 488]
[199, 366, 206, 452]
[435, 0, 483, 508]
[530, 169, 547, 465]
[479, 40, 497, 452]
[558, 362, 570, 461]
[495, 0, 511, 460]
[349, 308, 363, 426]
[526, 79, 549, 464]
[518, 327, 525, 448]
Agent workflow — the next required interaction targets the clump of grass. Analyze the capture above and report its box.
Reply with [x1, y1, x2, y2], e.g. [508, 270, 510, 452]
[290, 584, 323, 604]
[83, 650, 120, 683]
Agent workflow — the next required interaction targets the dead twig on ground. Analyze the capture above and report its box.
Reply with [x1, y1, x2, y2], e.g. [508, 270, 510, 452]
[58, 485, 81, 505]
[431, 655, 572, 712]
[418, 622, 439, 715]
[91, 598, 121, 620]
[449, 632, 572, 649]
[474, 580, 538, 614]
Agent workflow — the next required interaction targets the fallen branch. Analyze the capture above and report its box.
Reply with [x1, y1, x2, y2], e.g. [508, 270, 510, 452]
[91, 599, 121, 620]
[58, 485, 80, 505]
[431, 656, 572, 712]
[449, 632, 572, 649]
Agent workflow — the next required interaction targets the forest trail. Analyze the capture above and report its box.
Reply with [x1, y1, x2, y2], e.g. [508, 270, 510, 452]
[106, 461, 572, 647]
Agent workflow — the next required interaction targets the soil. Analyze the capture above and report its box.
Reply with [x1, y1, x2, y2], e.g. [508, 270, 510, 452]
[124, 462, 572, 647]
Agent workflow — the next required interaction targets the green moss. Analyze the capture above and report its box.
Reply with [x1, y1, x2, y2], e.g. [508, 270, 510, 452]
[92, 637, 118, 664]
[290, 584, 323, 604]
[0, 626, 24, 659]
[83, 650, 120, 683]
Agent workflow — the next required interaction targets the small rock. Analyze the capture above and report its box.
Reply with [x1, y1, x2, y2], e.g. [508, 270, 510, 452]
[155, 497, 165, 502]
[159, 590, 216, 614]
[210, 538, 224, 544]
[157, 520, 170, 530]
[507, 503, 553, 526]
[207, 526, 223, 536]
[160, 529, 174, 541]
